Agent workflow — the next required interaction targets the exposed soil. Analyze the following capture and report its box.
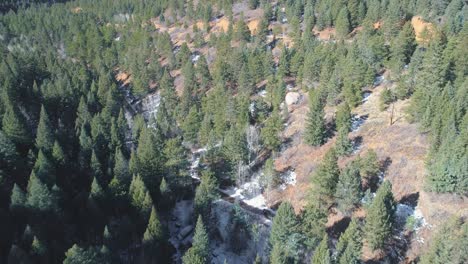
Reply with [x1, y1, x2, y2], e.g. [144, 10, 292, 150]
[411, 16, 435, 44]
[270, 72, 468, 261]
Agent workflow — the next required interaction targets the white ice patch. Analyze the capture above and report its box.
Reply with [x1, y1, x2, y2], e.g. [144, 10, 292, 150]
[351, 115, 365, 132]
[222, 173, 267, 209]
[374, 75, 384, 87]
[257, 89, 267, 97]
[191, 54, 200, 63]
[362, 91, 372, 102]
[249, 102, 256, 115]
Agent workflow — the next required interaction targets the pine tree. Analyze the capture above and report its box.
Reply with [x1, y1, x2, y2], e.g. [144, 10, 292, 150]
[270, 202, 298, 247]
[311, 148, 339, 202]
[31, 236, 46, 257]
[10, 183, 26, 211]
[183, 216, 209, 264]
[261, 110, 282, 151]
[365, 181, 395, 250]
[75, 96, 91, 134]
[300, 202, 327, 248]
[143, 207, 165, 246]
[305, 89, 326, 146]
[159, 177, 169, 196]
[27, 172, 58, 212]
[181, 61, 196, 117]
[335, 126, 353, 157]
[0, 130, 18, 171]
[129, 174, 151, 217]
[2, 102, 31, 146]
[135, 127, 164, 192]
[113, 148, 130, 184]
[194, 170, 218, 219]
[196, 55, 211, 90]
[235, 13, 251, 42]
[336, 218, 362, 264]
[163, 137, 189, 186]
[270, 243, 288, 264]
[358, 150, 380, 182]
[420, 217, 467, 264]
[90, 150, 104, 183]
[182, 105, 200, 143]
[336, 7, 351, 39]
[89, 177, 104, 201]
[389, 22, 416, 74]
[335, 161, 362, 214]
[311, 234, 331, 264]
[36, 105, 54, 153]
[63, 244, 104, 264]
[278, 45, 290, 77]
[52, 140, 65, 166]
[347, 0, 361, 27]
[33, 150, 55, 186]
[335, 103, 352, 132]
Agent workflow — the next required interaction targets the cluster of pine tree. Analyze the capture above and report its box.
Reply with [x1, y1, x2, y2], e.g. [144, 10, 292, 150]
[0, 0, 466, 263]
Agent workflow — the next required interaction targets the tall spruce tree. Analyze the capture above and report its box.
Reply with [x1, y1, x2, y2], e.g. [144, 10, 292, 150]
[311, 234, 331, 264]
[182, 216, 210, 264]
[335, 161, 362, 214]
[2, 102, 31, 146]
[365, 180, 396, 250]
[142, 206, 165, 247]
[336, 103, 352, 132]
[270, 202, 298, 247]
[194, 170, 218, 219]
[336, 7, 351, 39]
[311, 148, 339, 203]
[35, 105, 54, 153]
[305, 89, 326, 146]
[336, 218, 362, 264]
[335, 126, 353, 156]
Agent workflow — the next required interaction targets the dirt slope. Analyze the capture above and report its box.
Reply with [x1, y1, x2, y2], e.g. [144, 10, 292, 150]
[271, 73, 468, 261]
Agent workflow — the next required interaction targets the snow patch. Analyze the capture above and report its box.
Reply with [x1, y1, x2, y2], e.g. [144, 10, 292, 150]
[351, 115, 366, 132]
[374, 75, 385, 87]
[257, 89, 267, 98]
[362, 91, 372, 102]
[222, 173, 267, 210]
[191, 54, 200, 63]
[279, 170, 297, 190]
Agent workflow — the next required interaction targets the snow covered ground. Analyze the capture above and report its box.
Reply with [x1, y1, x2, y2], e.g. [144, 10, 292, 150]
[374, 75, 385, 87]
[222, 172, 267, 209]
[351, 115, 366, 132]
[279, 169, 297, 190]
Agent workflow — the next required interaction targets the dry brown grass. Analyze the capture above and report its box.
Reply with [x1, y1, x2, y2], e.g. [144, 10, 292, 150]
[72, 7, 82, 13]
[211, 17, 230, 33]
[411, 16, 435, 44]
[373, 21, 382, 29]
[270, 72, 468, 260]
[313, 27, 336, 41]
[247, 19, 260, 35]
[116, 71, 131, 86]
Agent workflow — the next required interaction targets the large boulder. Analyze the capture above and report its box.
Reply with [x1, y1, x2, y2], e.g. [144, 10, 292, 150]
[285, 92, 301, 106]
